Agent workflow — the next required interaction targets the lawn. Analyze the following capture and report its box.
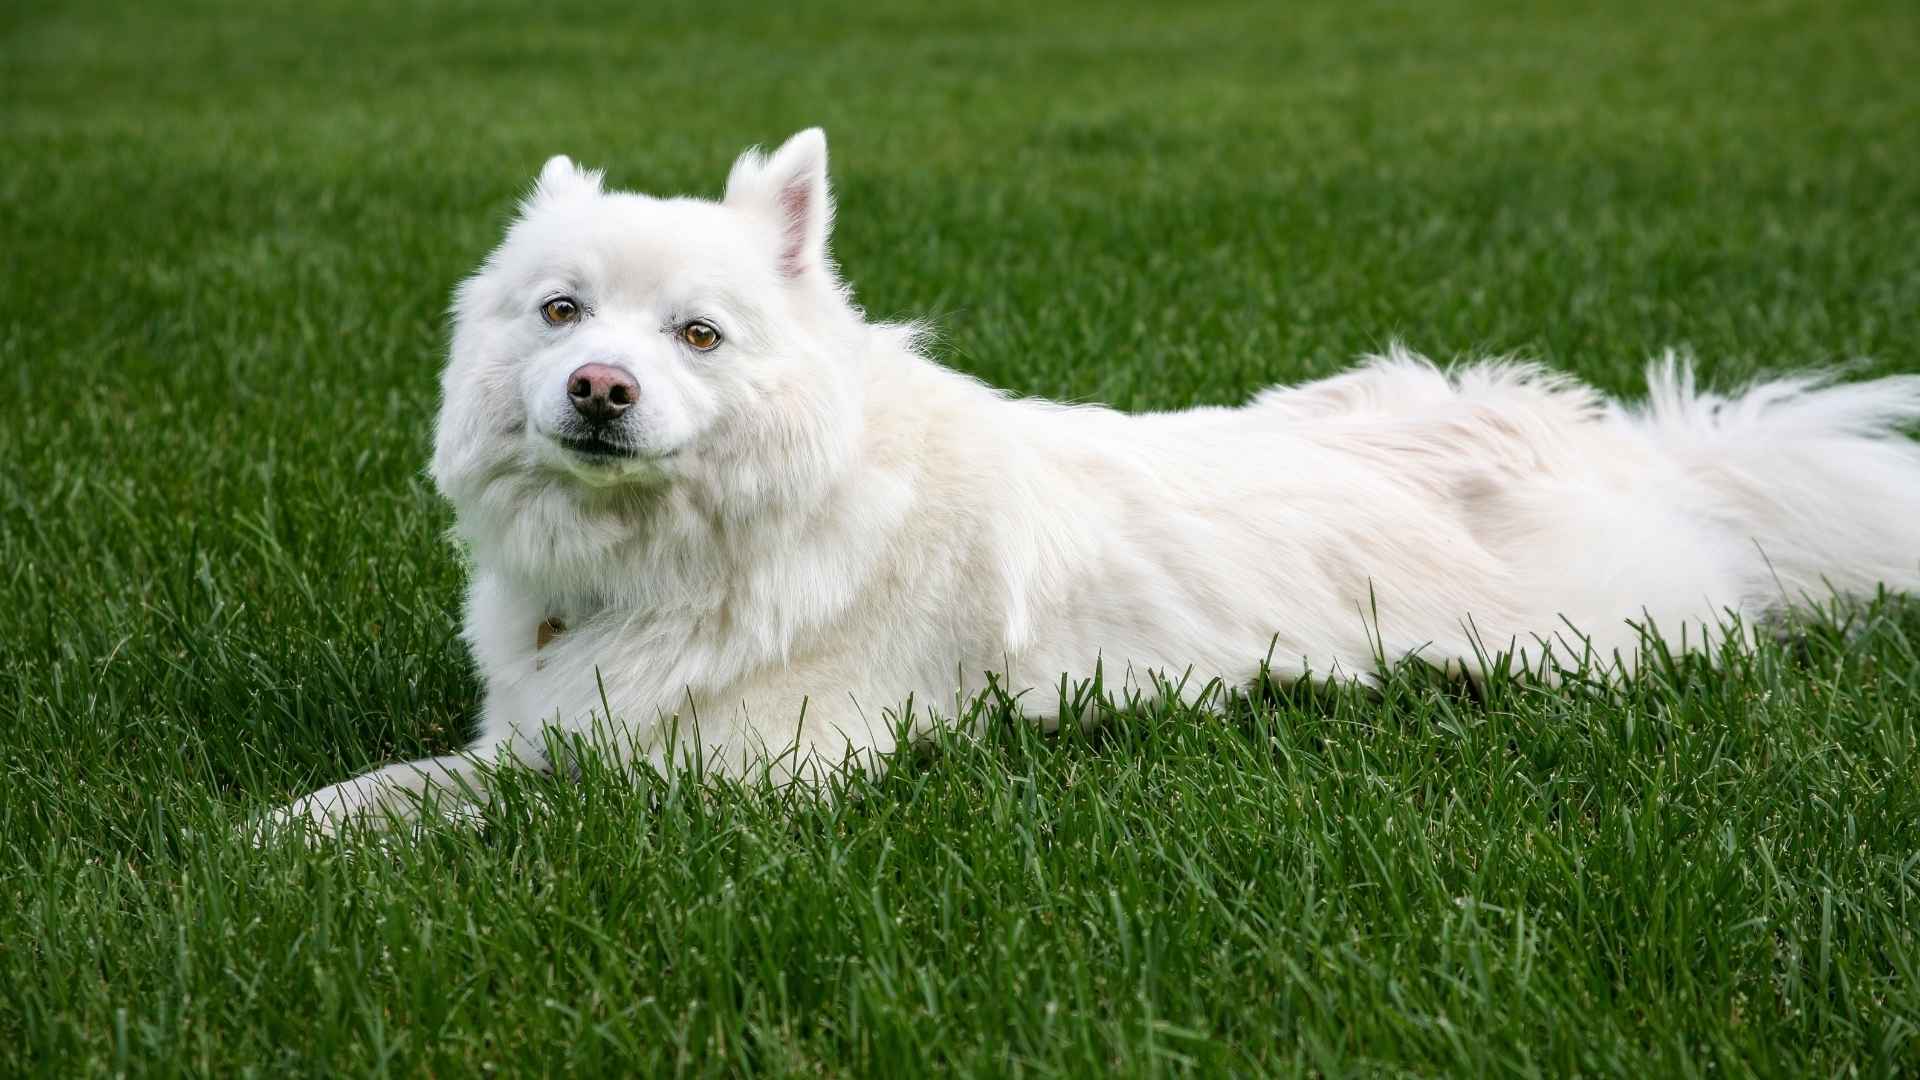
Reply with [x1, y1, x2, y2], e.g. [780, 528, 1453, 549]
[4, 0, 1919, 1074]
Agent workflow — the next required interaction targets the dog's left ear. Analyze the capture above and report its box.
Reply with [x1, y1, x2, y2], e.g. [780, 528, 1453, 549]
[725, 128, 834, 281]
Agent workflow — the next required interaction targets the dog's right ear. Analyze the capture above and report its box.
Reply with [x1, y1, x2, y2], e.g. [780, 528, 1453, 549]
[521, 154, 603, 211]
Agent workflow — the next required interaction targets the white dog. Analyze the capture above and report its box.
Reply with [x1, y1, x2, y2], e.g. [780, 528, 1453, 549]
[279, 129, 1920, 832]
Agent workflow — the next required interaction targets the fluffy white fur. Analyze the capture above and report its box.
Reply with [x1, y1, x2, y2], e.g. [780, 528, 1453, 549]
[278, 129, 1920, 833]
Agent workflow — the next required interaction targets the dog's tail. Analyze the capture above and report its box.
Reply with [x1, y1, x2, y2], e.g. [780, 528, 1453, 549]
[1628, 353, 1920, 607]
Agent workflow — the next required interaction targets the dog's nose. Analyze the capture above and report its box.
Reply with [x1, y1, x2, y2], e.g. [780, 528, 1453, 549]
[567, 363, 638, 424]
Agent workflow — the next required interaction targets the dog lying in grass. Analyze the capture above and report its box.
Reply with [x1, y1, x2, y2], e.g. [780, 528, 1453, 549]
[277, 129, 1920, 834]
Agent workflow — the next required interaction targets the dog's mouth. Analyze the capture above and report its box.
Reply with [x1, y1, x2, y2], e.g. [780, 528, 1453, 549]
[557, 433, 640, 461]
[544, 430, 677, 486]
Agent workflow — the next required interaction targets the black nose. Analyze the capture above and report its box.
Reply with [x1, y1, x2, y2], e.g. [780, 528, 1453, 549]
[568, 363, 638, 424]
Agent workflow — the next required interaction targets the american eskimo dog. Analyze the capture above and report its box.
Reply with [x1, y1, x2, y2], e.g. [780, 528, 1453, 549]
[277, 129, 1920, 833]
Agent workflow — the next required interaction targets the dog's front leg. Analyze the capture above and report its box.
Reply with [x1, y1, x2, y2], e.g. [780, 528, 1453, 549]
[267, 738, 542, 839]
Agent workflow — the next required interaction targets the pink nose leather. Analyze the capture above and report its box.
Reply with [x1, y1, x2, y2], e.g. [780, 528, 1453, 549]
[567, 363, 638, 424]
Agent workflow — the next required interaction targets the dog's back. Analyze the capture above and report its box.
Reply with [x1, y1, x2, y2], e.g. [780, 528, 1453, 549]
[1238, 348, 1920, 668]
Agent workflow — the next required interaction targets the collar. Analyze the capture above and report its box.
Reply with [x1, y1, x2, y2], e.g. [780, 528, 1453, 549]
[534, 616, 567, 669]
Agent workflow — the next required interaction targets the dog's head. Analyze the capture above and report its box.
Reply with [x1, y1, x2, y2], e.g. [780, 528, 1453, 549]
[433, 130, 872, 570]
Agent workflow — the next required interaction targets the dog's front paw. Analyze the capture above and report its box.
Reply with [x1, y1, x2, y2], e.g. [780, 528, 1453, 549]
[247, 770, 497, 847]
[245, 778, 380, 845]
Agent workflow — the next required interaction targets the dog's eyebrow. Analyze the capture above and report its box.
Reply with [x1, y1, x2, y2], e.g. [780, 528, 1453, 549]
[517, 271, 588, 303]
[690, 281, 762, 312]
[667, 284, 767, 327]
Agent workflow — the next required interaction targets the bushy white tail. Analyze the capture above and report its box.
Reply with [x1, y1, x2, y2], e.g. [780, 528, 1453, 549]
[1631, 354, 1920, 608]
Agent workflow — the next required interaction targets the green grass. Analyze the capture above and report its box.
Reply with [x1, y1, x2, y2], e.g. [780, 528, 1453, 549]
[4, 0, 1920, 1074]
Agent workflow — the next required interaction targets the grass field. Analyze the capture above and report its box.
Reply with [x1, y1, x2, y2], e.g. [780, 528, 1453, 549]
[5, 0, 1920, 1074]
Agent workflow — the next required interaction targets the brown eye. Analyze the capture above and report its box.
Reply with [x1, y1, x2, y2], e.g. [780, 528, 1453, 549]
[540, 297, 580, 326]
[679, 320, 721, 351]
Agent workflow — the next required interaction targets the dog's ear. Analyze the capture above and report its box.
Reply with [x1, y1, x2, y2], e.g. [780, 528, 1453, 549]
[523, 154, 603, 210]
[724, 128, 834, 281]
